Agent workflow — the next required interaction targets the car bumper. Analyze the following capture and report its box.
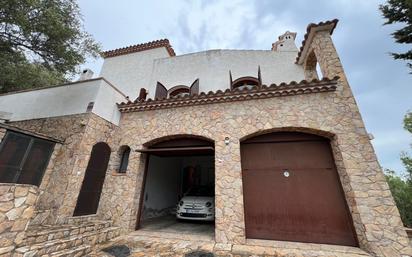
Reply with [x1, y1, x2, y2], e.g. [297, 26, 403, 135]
[176, 212, 215, 221]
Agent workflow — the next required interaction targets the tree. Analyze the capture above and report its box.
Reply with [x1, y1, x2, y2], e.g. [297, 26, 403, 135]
[385, 111, 412, 228]
[385, 170, 412, 227]
[402, 111, 412, 184]
[0, 0, 100, 93]
[380, 0, 412, 71]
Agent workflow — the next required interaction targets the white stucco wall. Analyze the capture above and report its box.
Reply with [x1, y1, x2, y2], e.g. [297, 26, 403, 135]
[0, 78, 127, 125]
[146, 50, 304, 99]
[143, 156, 182, 218]
[93, 80, 126, 124]
[99, 47, 171, 100]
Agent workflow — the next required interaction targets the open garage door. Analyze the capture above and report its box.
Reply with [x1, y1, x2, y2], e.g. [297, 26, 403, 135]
[135, 136, 215, 239]
[240, 132, 358, 246]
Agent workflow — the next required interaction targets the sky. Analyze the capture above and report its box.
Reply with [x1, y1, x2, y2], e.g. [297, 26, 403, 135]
[78, 0, 412, 175]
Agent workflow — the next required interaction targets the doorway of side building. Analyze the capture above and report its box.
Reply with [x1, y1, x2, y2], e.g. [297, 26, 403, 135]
[136, 136, 215, 240]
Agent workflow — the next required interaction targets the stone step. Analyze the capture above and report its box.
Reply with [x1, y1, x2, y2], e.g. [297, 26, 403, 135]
[15, 227, 120, 257]
[23, 220, 112, 246]
[44, 244, 92, 257]
[63, 215, 99, 225]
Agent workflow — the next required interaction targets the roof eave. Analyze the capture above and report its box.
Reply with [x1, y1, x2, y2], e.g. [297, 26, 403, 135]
[296, 19, 339, 65]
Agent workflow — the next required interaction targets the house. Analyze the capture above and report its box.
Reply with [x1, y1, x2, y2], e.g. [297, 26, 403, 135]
[0, 20, 410, 257]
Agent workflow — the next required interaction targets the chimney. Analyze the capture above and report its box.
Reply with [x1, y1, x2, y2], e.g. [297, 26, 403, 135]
[78, 69, 94, 81]
[272, 31, 298, 52]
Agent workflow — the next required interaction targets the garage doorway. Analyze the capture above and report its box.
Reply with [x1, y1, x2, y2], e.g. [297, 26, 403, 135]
[240, 132, 358, 246]
[136, 137, 215, 239]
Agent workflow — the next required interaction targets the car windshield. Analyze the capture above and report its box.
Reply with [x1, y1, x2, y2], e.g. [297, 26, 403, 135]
[186, 187, 214, 197]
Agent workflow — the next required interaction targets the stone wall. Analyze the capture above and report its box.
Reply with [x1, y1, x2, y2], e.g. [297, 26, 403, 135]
[7, 113, 119, 224]
[7, 113, 116, 224]
[305, 30, 411, 257]
[0, 184, 38, 256]
[9, 114, 89, 224]
[0, 24, 408, 257]
[56, 113, 117, 218]
[93, 30, 411, 257]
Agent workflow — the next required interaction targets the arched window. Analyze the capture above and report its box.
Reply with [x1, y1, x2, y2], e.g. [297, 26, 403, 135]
[74, 142, 111, 216]
[118, 146, 131, 173]
[168, 86, 190, 98]
[231, 77, 260, 90]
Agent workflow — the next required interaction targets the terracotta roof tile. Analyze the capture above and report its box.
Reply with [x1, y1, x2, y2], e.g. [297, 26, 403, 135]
[296, 19, 339, 64]
[101, 39, 176, 58]
[117, 76, 340, 112]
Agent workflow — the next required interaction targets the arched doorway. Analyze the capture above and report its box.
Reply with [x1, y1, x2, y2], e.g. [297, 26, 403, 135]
[73, 142, 111, 216]
[240, 132, 358, 246]
[135, 136, 215, 239]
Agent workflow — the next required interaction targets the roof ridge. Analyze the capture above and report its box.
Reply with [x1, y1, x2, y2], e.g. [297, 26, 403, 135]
[101, 39, 176, 58]
[295, 19, 339, 64]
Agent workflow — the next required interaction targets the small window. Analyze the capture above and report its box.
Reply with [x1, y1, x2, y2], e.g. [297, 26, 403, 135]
[168, 86, 190, 98]
[0, 131, 55, 186]
[232, 77, 260, 90]
[118, 146, 131, 173]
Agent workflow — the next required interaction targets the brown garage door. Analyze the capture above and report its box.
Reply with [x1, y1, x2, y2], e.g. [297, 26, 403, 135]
[240, 132, 358, 246]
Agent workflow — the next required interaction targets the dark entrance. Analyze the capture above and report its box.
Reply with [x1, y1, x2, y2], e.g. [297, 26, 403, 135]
[240, 132, 358, 246]
[73, 142, 111, 216]
[135, 136, 215, 239]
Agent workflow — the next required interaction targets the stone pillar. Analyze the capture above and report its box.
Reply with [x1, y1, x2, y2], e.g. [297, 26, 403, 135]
[214, 137, 245, 245]
[0, 184, 38, 256]
[304, 30, 412, 256]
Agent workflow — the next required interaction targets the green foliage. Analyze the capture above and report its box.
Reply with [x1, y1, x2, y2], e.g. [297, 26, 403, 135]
[0, 0, 101, 93]
[385, 170, 412, 227]
[403, 112, 412, 184]
[386, 111, 412, 228]
[380, 0, 412, 71]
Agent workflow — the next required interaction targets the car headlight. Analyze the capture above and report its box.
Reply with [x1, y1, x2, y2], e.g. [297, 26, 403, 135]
[179, 201, 184, 206]
[205, 202, 212, 207]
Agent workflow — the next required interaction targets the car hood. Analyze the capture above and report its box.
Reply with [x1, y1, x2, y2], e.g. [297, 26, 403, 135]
[181, 196, 214, 204]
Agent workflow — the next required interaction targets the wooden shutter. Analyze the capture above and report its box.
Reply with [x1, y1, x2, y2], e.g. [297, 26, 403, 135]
[138, 88, 147, 101]
[154, 82, 167, 99]
[18, 139, 54, 186]
[0, 131, 54, 186]
[0, 132, 31, 183]
[190, 79, 199, 96]
[258, 66, 262, 86]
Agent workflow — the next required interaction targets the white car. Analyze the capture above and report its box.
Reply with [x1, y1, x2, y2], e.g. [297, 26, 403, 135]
[176, 187, 215, 221]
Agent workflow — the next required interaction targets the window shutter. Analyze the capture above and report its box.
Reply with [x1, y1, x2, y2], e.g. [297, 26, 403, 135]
[0, 131, 54, 186]
[258, 65, 262, 86]
[0, 133, 31, 183]
[18, 139, 54, 186]
[154, 82, 167, 99]
[190, 79, 199, 96]
[138, 88, 147, 101]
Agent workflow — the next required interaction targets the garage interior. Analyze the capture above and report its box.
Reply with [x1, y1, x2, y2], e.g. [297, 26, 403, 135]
[136, 137, 215, 239]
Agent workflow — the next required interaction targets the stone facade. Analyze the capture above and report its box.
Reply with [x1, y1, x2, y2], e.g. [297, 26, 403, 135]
[9, 113, 117, 223]
[0, 20, 410, 257]
[0, 184, 38, 256]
